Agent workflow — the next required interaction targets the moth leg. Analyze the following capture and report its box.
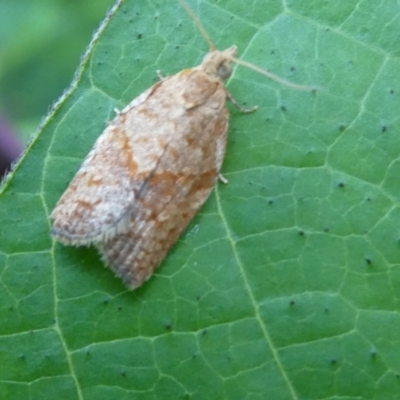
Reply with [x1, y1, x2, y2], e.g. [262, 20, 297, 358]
[226, 90, 258, 113]
[113, 108, 121, 115]
[218, 173, 228, 184]
[156, 70, 166, 81]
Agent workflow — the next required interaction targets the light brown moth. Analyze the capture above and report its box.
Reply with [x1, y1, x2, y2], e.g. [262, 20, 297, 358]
[51, 0, 313, 289]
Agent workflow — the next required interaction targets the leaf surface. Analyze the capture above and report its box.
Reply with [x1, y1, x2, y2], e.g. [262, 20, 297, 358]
[1, 0, 400, 399]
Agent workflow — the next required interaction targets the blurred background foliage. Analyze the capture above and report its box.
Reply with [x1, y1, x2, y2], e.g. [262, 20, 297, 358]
[0, 0, 115, 143]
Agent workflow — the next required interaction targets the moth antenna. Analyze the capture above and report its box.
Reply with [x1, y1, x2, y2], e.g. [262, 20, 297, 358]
[179, 0, 216, 51]
[178, 0, 318, 91]
[233, 57, 318, 91]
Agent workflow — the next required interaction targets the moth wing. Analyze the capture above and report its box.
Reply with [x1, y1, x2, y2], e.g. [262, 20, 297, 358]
[51, 84, 166, 245]
[98, 75, 230, 288]
[97, 171, 213, 287]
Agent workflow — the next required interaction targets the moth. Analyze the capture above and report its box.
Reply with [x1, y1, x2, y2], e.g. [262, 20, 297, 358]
[51, 0, 313, 289]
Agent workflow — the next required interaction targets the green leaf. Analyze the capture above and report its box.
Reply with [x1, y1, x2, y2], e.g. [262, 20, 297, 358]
[1, 0, 400, 399]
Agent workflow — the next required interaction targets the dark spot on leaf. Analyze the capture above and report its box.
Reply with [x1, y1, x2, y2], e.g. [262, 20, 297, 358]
[366, 197, 371, 202]
[202, 329, 207, 335]
[118, 306, 123, 311]
[280, 105, 287, 112]
[330, 358, 337, 364]
[382, 125, 387, 133]
[102, 297, 109, 305]
[165, 321, 172, 330]
[338, 182, 345, 188]
[324, 308, 329, 314]
[137, 33, 143, 39]
[389, 89, 394, 94]
[324, 227, 330, 232]
[365, 258, 372, 265]
[298, 230, 305, 236]
[289, 300, 296, 306]
[19, 354, 26, 361]
[271, 50, 275, 54]
[339, 124, 347, 132]
[196, 295, 201, 301]
[370, 350, 377, 359]
[268, 200, 274, 205]
[290, 66, 296, 71]
[121, 370, 126, 377]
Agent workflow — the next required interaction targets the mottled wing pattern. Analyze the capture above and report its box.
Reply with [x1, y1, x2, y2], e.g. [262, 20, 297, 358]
[51, 47, 237, 289]
[98, 68, 230, 288]
[51, 84, 168, 245]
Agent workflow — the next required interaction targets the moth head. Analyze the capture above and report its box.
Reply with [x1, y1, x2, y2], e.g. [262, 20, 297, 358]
[201, 45, 237, 81]
[180, 0, 317, 91]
